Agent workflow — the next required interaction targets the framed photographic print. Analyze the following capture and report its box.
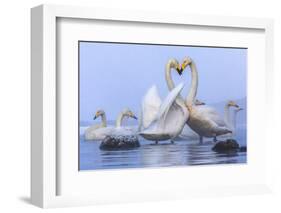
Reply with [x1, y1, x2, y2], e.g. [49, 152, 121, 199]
[31, 4, 274, 208]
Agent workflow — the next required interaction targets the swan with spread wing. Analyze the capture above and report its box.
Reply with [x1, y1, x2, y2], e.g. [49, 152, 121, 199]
[138, 59, 189, 144]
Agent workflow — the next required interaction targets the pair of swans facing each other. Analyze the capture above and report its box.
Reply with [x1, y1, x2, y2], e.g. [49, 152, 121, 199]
[84, 108, 137, 141]
[139, 57, 234, 144]
[138, 59, 189, 144]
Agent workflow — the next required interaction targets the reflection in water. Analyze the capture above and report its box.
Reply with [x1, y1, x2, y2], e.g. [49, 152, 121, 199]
[79, 127, 247, 170]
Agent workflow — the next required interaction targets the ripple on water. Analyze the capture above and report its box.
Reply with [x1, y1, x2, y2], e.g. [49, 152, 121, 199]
[79, 133, 247, 170]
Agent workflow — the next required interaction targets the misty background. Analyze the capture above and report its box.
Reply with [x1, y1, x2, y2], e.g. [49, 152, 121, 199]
[79, 42, 247, 126]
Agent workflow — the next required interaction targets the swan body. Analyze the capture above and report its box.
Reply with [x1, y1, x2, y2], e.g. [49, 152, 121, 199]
[85, 126, 114, 141]
[108, 108, 138, 137]
[176, 99, 205, 140]
[180, 57, 232, 143]
[178, 100, 243, 141]
[139, 83, 189, 141]
[139, 59, 189, 143]
[187, 105, 230, 139]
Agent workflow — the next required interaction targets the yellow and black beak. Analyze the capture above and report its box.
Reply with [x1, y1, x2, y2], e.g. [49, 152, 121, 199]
[176, 66, 183, 75]
[132, 115, 138, 120]
[200, 101, 206, 105]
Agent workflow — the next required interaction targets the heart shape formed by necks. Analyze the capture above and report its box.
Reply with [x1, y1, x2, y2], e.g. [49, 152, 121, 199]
[176, 57, 193, 76]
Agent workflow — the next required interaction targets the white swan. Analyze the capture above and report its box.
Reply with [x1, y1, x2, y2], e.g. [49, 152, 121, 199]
[84, 110, 114, 141]
[110, 108, 138, 137]
[218, 101, 244, 140]
[139, 59, 189, 144]
[213, 100, 241, 140]
[179, 100, 242, 141]
[224, 101, 240, 132]
[231, 106, 243, 137]
[84, 108, 137, 141]
[181, 57, 232, 143]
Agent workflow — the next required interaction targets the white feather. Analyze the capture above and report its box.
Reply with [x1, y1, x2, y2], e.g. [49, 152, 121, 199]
[195, 105, 226, 127]
[156, 83, 184, 123]
[140, 85, 162, 129]
[139, 83, 189, 141]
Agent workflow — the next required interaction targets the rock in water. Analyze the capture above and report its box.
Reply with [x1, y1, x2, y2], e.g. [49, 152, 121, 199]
[99, 135, 140, 150]
[239, 146, 247, 152]
[212, 139, 240, 153]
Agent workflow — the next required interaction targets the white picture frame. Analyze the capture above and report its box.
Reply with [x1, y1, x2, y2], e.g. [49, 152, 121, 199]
[31, 4, 274, 208]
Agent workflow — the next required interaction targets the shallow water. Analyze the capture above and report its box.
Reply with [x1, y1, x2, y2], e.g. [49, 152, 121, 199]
[79, 127, 246, 170]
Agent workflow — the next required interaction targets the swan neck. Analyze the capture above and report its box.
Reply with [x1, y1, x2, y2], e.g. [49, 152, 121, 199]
[165, 60, 185, 104]
[224, 104, 231, 127]
[165, 61, 175, 91]
[116, 112, 125, 127]
[101, 113, 107, 127]
[186, 62, 198, 106]
[233, 111, 238, 130]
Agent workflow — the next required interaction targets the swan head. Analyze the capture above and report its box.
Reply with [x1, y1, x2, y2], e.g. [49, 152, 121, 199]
[93, 110, 105, 120]
[227, 101, 239, 108]
[168, 59, 183, 75]
[235, 107, 243, 112]
[122, 108, 138, 120]
[181, 57, 193, 72]
[195, 99, 205, 105]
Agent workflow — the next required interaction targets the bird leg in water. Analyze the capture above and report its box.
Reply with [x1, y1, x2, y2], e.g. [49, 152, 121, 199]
[213, 136, 217, 143]
[171, 140, 174, 144]
[155, 140, 158, 145]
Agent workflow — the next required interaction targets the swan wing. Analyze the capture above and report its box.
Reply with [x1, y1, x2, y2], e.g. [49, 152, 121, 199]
[140, 85, 162, 129]
[111, 127, 137, 136]
[156, 83, 185, 122]
[196, 105, 226, 127]
[139, 83, 188, 140]
[84, 126, 114, 140]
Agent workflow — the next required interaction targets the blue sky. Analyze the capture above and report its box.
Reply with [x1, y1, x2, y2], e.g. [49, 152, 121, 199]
[79, 42, 247, 122]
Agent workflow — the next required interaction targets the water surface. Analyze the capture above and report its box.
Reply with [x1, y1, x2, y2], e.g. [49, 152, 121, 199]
[79, 126, 246, 170]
